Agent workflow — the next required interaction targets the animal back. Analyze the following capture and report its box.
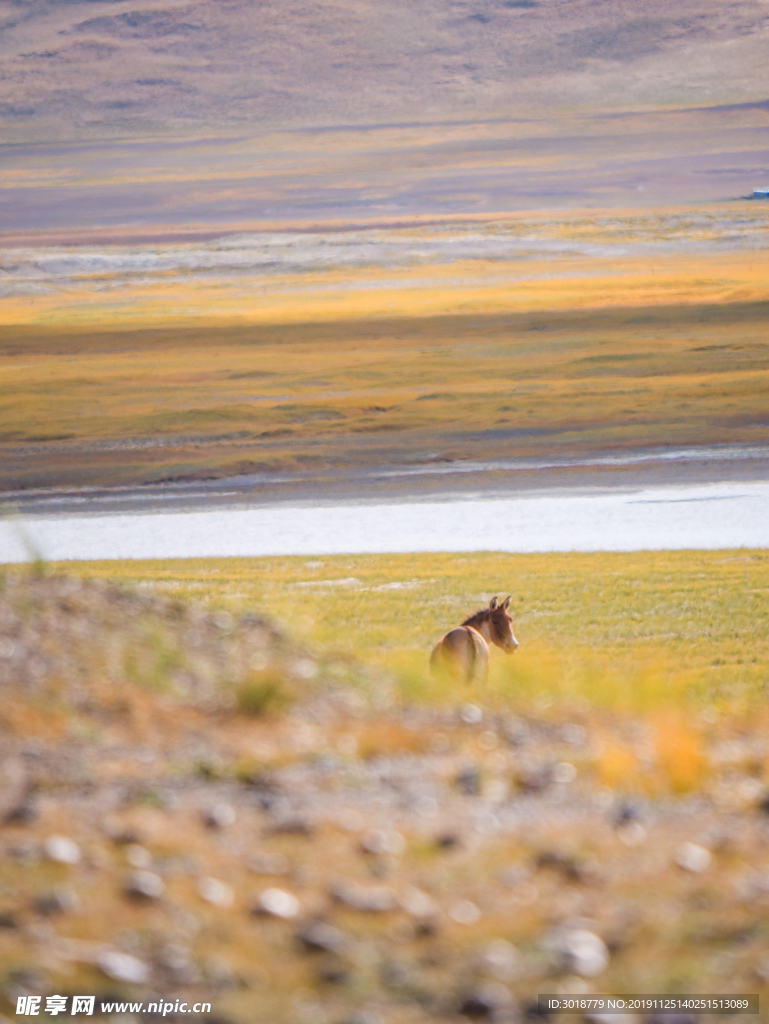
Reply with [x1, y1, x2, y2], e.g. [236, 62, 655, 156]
[430, 626, 489, 682]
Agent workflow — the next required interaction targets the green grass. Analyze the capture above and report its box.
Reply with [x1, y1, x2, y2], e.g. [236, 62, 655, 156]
[66, 549, 769, 717]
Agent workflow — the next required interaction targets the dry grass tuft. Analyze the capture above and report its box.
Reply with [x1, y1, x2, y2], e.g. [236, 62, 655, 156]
[652, 714, 708, 795]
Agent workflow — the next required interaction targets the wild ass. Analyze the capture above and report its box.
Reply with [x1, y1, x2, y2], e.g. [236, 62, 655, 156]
[430, 596, 518, 683]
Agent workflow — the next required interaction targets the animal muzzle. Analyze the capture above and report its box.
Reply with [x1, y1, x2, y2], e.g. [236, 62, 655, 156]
[505, 639, 519, 653]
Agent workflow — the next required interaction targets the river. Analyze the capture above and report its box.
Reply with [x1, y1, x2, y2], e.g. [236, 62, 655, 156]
[1, 480, 768, 563]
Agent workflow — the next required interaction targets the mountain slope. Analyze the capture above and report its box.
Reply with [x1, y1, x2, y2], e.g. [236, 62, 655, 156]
[1, 0, 768, 142]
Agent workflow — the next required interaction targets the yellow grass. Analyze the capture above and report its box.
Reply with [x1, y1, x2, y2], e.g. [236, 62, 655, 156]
[68, 549, 769, 721]
[21, 549, 765, 810]
[3, 300, 769, 488]
[3, 250, 769, 329]
[3, 204, 768, 488]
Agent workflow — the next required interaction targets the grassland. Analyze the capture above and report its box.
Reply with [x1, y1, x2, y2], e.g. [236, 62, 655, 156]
[3, 553, 769, 1021]
[3, 282, 769, 491]
[68, 548, 769, 722]
[3, 206, 768, 491]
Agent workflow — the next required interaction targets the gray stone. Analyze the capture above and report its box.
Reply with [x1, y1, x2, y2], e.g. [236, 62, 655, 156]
[545, 928, 609, 977]
[43, 835, 81, 865]
[297, 919, 352, 955]
[125, 871, 165, 901]
[97, 950, 150, 985]
[459, 981, 514, 1018]
[329, 879, 397, 912]
[203, 803, 236, 829]
[33, 887, 81, 916]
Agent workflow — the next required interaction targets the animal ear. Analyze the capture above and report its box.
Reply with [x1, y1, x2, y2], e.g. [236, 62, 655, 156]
[489, 596, 499, 610]
[502, 596, 511, 611]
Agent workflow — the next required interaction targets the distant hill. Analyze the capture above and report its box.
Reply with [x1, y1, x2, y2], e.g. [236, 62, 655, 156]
[2, 0, 768, 143]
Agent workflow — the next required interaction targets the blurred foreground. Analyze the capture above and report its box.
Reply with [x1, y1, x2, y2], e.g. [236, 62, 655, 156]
[2, 565, 769, 1022]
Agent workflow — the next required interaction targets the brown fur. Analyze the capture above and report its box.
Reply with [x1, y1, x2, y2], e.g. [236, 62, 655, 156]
[430, 596, 517, 683]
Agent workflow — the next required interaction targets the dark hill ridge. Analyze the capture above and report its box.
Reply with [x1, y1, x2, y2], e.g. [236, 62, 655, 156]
[1, 0, 768, 142]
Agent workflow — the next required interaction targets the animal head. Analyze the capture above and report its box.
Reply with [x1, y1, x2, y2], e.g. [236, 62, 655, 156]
[488, 595, 518, 653]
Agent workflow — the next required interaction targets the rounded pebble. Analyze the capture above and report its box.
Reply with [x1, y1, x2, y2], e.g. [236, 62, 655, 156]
[43, 835, 81, 865]
[554, 762, 577, 783]
[297, 919, 351, 954]
[203, 803, 236, 829]
[449, 899, 481, 925]
[399, 886, 438, 919]
[126, 870, 165, 901]
[197, 877, 235, 907]
[360, 829, 405, 856]
[549, 928, 609, 977]
[617, 821, 647, 847]
[459, 703, 483, 725]
[258, 887, 300, 919]
[125, 844, 152, 869]
[675, 842, 712, 873]
[97, 950, 150, 985]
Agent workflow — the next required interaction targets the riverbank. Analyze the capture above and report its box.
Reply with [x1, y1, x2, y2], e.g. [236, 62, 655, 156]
[4, 443, 769, 519]
[2, 447, 769, 563]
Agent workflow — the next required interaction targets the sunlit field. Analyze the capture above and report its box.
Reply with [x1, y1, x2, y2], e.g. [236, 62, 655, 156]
[2, 209, 769, 491]
[70, 548, 769, 719]
[53, 547, 769, 802]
